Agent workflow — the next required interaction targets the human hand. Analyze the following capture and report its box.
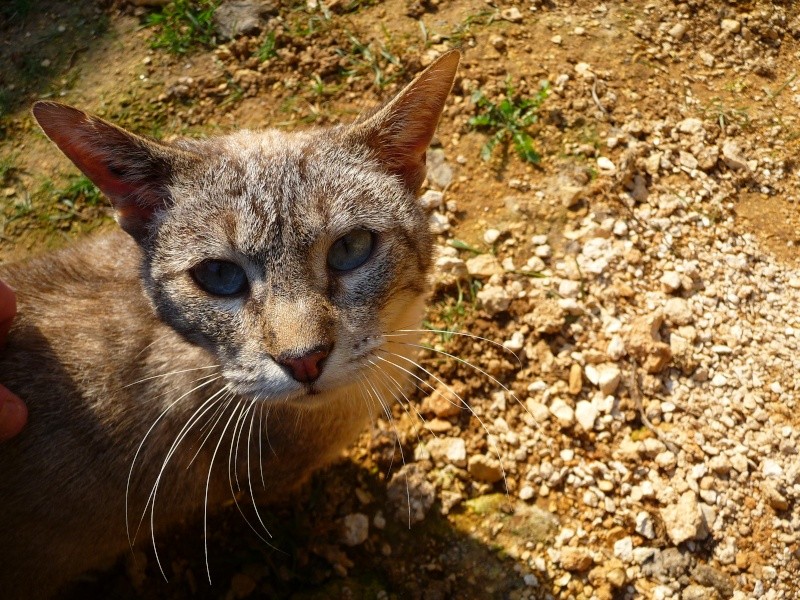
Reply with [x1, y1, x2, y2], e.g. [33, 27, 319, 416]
[0, 279, 26, 441]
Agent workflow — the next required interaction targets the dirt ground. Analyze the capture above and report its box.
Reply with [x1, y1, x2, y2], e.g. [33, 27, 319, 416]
[2, 1, 800, 599]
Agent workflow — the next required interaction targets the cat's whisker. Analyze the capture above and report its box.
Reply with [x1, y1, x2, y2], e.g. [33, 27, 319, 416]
[362, 371, 413, 527]
[366, 360, 435, 446]
[356, 375, 378, 432]
[224, 400, 274, 547]
[203, 399, 243, 584]
[186, 390, 236, 469]
[257, 400, 266, 488]
[133, 332, 175, 361]
[373, 350, 509, 492]
[126, 374, 223, 549]
[386, 328, 522, 366]
[123, 365, 221, 389]
[391, 340, 534, 425]
[142, 387, 232, 578]
[245, 396, 275, 541]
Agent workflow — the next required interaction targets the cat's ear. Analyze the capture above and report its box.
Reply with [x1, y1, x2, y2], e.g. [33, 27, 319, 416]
[346, 50, 460, 192]
[32, 101, 196, 239]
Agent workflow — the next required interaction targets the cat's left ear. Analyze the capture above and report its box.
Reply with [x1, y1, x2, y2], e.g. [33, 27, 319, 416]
[345, 50, 460, 192]
[32, 102, 197, 240]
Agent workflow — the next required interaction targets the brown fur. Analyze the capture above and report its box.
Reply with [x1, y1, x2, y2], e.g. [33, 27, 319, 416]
[0, 51, 459, 598]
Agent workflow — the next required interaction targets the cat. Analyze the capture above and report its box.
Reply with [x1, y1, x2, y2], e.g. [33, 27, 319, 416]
[0, 49, 460, 599]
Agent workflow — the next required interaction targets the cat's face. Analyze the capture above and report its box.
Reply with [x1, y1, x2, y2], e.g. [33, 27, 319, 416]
[145, 130, 431, 402]
[32, 51, 459, 405]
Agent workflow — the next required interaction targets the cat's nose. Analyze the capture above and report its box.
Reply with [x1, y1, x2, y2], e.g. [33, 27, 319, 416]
[277, 345, 332, 384]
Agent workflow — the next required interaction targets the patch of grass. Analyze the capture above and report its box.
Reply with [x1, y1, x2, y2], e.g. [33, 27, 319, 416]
[448, 10, 495, 45]
[257, 31, 278, 61]
[146, 0, 219, 55]
[468, 79, 549, 164]
[425, 278, 481, 343]
[336, 32, 402, 89]
[0, 154, 18, 186]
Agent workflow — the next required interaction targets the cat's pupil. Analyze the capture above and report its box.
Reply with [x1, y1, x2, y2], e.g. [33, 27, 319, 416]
[191, 260, 248, 296]
[327, 229, 374, 272]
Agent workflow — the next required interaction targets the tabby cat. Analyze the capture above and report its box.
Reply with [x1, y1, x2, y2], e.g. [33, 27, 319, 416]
[0, 50, 460, 598]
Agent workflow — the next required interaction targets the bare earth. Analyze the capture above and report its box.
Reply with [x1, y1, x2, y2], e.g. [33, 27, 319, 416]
[1, 1, 800, 599]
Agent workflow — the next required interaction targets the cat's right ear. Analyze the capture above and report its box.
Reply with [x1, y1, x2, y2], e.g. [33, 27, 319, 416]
[32, 102, 195, 240]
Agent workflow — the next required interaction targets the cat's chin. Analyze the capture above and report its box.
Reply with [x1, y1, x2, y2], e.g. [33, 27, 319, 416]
[230, 381, 345, 409]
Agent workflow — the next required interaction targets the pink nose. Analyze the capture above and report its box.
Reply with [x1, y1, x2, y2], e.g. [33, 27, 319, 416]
[278, 347, 331, 383]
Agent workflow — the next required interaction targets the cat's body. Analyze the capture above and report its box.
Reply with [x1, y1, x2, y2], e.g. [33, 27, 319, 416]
[0, 51, 459, 598]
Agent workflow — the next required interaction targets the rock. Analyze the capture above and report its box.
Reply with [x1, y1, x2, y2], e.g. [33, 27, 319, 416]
[678, 118, 704, 135]
[698, 51, 715, 67]
[340, 513, 369, 546]
[585, 364, 621, 395]
[642, 548, 692, 582]
[466, 254, 503, 278]
[214, 0, 277, 40]
[664, 297, 693, 325]
[635, 511, 656, 539]
[679, 151, 698, 170]
[428, 211, 450, 234]
[660, 271, 682, 293]
[503, 331, 525, 352]
[500, 7, 523, 22]
[626, 312, 672, 373]
[519, 485, 535, 501]
[568, 363, 583, 395]
[669, 22, 687, 40]
[387, 464, 436, 524]
[763, 482, 789, 511]
[468, 454, 504, 483]
[692, 564, 735, 598]
[721, 141, 748, 171]
[419, 190, 443, 210]
[607, 335, 626, 360]
[525, 299, 565, 333]
[560, 548, 593, 572]
[660, 491, 706, 544]
[613, 537, 633, 562]
[435, 255, 468, 280]
[720, 19, 741, 34]
[575, 401, 597, 431]
[426, 149, 454, 188]
[421, 384, 462, 417]
[477, 285, 511, 315]
[550, 34, 562, 45]
[549, 399, 575, 427]
[427, 437, 467, 467]
[483, 228, 501, 244]
[597, 156, 616, 172]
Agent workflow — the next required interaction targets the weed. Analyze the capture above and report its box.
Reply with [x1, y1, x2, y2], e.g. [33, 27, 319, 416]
[337, 32, 402, 89]
[0, 154, 18, 186]
[449, 238, 482, 254]
[426, 278, 481, 343]
[468, 79, 549, 164]
[257, 31, 278, 61]
[448, 10, 495, 46]
[146, 0, 219, 55]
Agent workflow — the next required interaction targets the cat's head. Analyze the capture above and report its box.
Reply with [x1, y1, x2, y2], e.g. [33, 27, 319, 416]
[32, 51, 459, 404]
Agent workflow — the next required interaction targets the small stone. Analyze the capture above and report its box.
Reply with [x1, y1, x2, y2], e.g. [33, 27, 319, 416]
[426, 149, 453, 188]
[699, 51, 715, 67]
[526, 299, 565, 333]
[763, 483, 789, 511]
[626, 312, 672, 373]
[664, 297, 693, 325]
[560, 548, 593, 572]
[549, 399, 575, 427]
[503, 331, 525, 352]
[428, 211, 450, 234]
[551, 35, 562, 45]
[214, 0, 277, 40]
[426, 437, 467, 467]
[762, 459, 783, 478]
[721, 140, 748, 171]
[466, 254, 503, 278]
[597, 156, 616, 172]
[669, 22, 687, 40]
[483, 228, 501, 244]
[607, 335, 626, 360]
[660, 271, 682, 292]
[613, 537, 633, 562]
[575, 401, 597, 431]
[477, 285, 511, 315]
[468, 454, 504, 483]
[635, 511, 656, 539]
[519, 485, 535, 501]
[340, 513, 369, 546]
[489, 34, 506, 52]
[720, 19, 741, 34]
[387, 464, 436, 524]
[500, 7, 523, 22]
[419, 190, 443, 210]
[661, 491, 706, 544]
[568, 363, 583, 395]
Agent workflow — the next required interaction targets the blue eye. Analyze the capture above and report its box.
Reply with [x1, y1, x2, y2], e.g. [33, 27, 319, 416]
[327, 229, 374, 272]
[191, 260, 248, 296]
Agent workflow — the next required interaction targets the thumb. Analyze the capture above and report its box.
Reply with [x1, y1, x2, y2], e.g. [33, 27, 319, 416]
[0, 386, 27, 441]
